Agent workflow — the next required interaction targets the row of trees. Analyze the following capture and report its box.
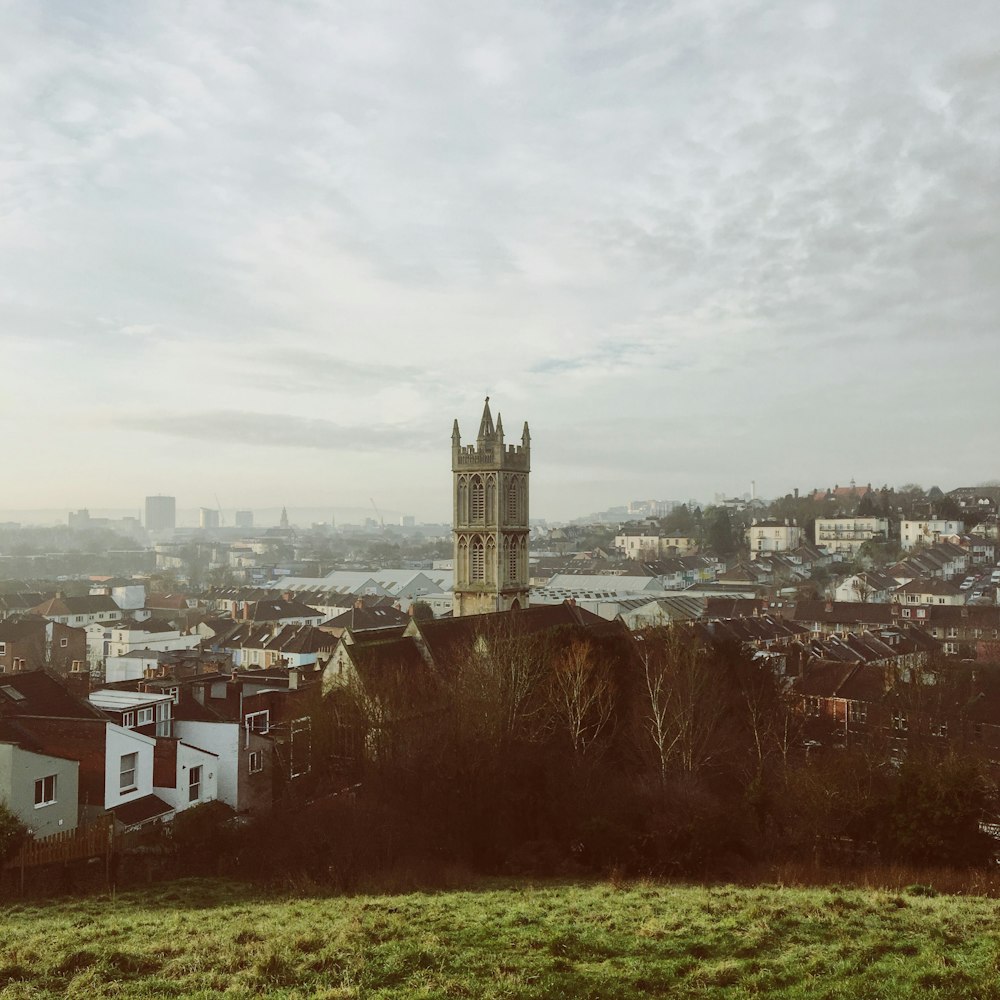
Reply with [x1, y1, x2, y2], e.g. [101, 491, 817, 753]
[291, 626, 1000, 879]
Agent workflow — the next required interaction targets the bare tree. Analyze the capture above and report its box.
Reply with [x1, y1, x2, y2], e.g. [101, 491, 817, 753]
[637, 628, 730, 784]
[548, 638, 616, 756]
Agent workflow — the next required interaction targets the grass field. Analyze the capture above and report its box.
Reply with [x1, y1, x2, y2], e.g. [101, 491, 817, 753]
[2, 877, 1000, 998]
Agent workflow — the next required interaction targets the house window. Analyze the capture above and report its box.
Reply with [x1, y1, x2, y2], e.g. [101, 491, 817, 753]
[0, 642, 5, 656]
[891, 710, 908, 734]
[156, 701, 172, 738]
[246, 710, 269, 735]
[916, 609, 926, 619]
[805, 696, 822, 717]
[188, 765, 202, 803]
[122, 712, 135, 728]
[901, 609, 911, 619]
[931, 721, 948, 738]
[34, 774, 57, 807]
[852, 703, 868, 726]
[137, 707, 154, 726]
[249, 750, 263, 774]
[120, 752, 138, 792]
[167, 687, 179, 704]
[60, 637, 69, 648]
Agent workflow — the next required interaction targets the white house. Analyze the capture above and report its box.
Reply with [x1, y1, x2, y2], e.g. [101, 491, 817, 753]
[814, 517, 889, 557]
[746, 520, 804, 560]
[172, 720, 272, 816]
[901, 519, 965, 551]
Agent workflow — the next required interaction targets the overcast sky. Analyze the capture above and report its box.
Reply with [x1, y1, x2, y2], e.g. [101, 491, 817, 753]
[2, 1, 999, 523]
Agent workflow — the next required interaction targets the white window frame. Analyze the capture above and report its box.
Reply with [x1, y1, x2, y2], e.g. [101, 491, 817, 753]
[122, 711, 135, 728]
[120, 752, 138, 792]
[34, 774, 57, 807]
[188, 765, 202, 803]
[245, 710, 269, 747]
[137, 707, 154, 726]
[0, 642, 5, 655]
[248, 750, 263, 774]
[60, 637, 69, 648]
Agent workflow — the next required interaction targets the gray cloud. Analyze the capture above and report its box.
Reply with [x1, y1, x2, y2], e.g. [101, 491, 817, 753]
[3, 0, 1000, 517]
[123, 410, 438, 452]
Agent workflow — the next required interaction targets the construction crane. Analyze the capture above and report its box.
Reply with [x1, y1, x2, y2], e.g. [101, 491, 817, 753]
[214, 493, 225, 527]
[369, 498, 385, 530]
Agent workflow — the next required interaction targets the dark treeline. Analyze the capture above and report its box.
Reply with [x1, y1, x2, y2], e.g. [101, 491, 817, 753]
[196, 625, 998, 887]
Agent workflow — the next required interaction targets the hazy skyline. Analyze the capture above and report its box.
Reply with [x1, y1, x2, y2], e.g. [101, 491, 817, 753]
[3, 1, 999, 522]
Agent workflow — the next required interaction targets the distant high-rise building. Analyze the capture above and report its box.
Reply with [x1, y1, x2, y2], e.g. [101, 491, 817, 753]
[199, 507, 220, 529]
[68, 509, 90, 530]
[400, 515, 416, 527]
[144, 495, 176, 531]
[234, 510, 254, 529]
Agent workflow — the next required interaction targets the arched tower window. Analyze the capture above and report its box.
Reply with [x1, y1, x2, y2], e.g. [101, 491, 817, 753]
[486, 476, 496, 523]
[471, 537, 485, 581]
[486, 535, 497, 584]
[507, 540, 518, 582]
[506, 478, 519, 523]
[458, 477, 468, 524]
[471, 476, 485, 523]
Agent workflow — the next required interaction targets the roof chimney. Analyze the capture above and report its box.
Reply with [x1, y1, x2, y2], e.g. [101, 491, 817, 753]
[288, 668, 299, 690]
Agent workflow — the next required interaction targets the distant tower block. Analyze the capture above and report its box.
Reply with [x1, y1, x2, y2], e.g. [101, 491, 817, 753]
[234, 510, 254, 529]
[144, 495, 176, 531]
[452, 397, 530, 617]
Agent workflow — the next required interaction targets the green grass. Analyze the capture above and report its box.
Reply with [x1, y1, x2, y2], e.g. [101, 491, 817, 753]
[3, 877, 1000, 997]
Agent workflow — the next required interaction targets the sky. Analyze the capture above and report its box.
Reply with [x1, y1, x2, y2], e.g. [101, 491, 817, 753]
[2, 1, 999, 524]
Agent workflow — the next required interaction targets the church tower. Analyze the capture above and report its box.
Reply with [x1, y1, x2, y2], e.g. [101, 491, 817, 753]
[452, 398, 530, 617]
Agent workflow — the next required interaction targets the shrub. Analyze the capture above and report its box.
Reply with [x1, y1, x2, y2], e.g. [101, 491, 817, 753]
[0, 801, 28, 863]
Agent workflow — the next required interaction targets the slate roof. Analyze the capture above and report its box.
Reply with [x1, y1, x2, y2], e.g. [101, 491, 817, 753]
[245, 599, 326, 622]
[324, 606, 411, 632]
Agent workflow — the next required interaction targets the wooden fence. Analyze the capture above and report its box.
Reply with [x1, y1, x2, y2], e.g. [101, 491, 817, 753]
[5, 820, 116, 894]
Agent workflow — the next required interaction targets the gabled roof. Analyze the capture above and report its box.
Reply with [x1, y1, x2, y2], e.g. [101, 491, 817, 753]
[895, 578, 963, 597]
[245, 599, 324, 622]
[30, 595, 121, 617]
[0, 616, 47, 642]
[324, 606, 411, 632]
[0, 670, 104, 720]
[404, 603, 609, 672]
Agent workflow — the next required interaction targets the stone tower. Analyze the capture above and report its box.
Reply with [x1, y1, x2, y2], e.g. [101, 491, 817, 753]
[452, 398, 530, 617]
